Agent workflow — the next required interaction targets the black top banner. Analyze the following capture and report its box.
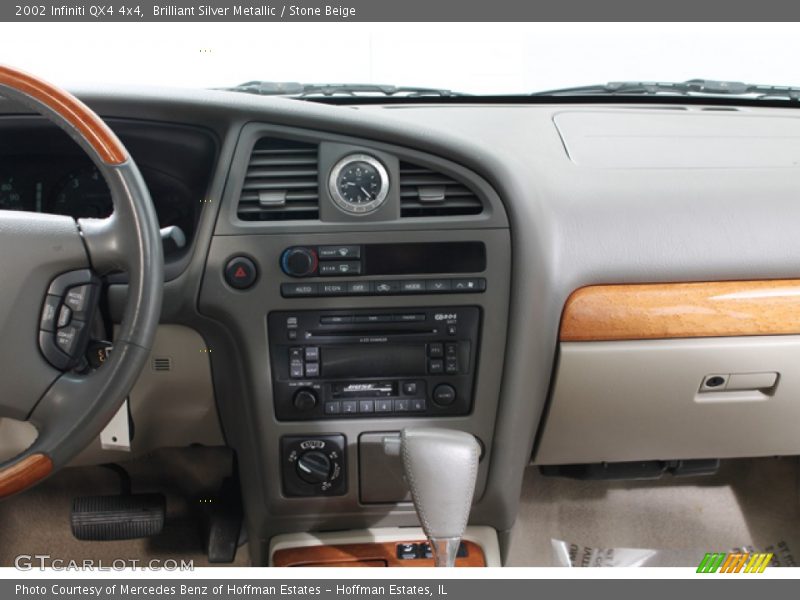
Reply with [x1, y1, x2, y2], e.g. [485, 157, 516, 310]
[4, 0, 800, 21]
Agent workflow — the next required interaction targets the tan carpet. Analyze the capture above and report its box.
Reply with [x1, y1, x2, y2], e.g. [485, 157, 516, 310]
[507, 457, 800, 566]
[0, 447, 250, 567]
[4, 450, 795, 568]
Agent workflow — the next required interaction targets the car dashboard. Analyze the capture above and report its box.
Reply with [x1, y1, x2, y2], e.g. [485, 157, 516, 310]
[3, 86, 800, 566]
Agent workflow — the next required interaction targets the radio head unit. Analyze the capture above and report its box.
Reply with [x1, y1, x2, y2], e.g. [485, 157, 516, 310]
[267, 306, 481, 421]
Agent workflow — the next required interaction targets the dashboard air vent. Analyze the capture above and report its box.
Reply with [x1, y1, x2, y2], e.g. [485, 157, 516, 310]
[238, 138, 319, 221]
[399, 162, 483, 218]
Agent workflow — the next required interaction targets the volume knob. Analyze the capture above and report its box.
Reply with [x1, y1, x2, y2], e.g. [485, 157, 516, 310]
[281, 247, 318, 277]
[293, 388, 318, 412]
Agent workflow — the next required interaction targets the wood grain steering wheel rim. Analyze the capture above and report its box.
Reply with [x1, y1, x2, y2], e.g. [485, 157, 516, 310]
[0, 65, 163, 498]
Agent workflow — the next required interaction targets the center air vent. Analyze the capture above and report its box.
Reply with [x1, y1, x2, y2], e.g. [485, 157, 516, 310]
[399, 162, 483, 218]
[238, 138, 319, 221]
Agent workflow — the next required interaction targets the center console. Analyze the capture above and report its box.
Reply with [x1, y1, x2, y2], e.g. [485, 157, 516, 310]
[197, 123, 511, 565]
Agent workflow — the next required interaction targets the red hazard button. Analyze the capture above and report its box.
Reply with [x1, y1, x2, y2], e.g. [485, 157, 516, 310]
[224, 256, 258, 290]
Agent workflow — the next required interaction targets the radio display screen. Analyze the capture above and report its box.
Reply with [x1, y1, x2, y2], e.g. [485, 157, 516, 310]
[364, 242, 485, 275]
[321, 344, 427, 378]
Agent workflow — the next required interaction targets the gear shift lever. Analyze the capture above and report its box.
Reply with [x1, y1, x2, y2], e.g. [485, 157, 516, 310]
[384, 428, 480, 567]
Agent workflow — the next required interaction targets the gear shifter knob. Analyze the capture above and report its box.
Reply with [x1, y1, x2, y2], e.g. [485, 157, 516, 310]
[385, 428, 480, 567]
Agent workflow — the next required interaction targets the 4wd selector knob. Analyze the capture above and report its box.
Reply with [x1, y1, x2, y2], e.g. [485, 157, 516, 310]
[293, 388, 318, 412]
[281, 247, 318, 277]
[295, 450, 332, 484]
[281, 434, 346, 497]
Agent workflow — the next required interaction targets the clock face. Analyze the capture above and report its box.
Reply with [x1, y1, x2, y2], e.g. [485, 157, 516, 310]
[328, 154, 389, 215]
[337, 161, 381, 205]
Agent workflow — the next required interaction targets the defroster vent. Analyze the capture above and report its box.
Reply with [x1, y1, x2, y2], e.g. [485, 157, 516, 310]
[237, 138, 320, 221]
[399, 161, 483, 218]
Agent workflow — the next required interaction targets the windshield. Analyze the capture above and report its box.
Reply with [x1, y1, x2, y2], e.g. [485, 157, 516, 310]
[2, 22, 798, 95]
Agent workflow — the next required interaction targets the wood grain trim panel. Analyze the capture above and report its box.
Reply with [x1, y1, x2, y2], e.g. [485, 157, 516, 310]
[560, 280, 800, 341]
[0, 65, 127, 165]
[273, 540, 486, 567]
[0, 453, 53, 499]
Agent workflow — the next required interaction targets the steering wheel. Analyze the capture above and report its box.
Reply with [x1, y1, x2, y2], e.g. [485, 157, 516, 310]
[0, 65, 163, 498]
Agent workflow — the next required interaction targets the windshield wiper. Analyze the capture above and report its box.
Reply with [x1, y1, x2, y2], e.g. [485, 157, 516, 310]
[218, 81, 468, 98]
[532, 79, 800, 101]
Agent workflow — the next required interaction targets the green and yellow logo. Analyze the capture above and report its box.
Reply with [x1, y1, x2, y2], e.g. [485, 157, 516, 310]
[697, 552, 773, 573]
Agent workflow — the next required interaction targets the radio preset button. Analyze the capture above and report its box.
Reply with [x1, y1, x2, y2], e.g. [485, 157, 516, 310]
[318, 245, 361, 260]
[394, 399, 410, 412]
[375, 399, 393, 413]
[410, 398, 427, 412]
[341, 400, 358, 414]
[324, 402, 341, 415]
[358, 400, 375, 413]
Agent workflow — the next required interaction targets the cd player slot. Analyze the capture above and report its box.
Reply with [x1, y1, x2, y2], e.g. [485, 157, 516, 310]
[307, 327, 437, 339]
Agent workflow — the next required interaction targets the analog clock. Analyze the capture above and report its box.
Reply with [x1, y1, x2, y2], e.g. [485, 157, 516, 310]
[328, 154, 389, 215]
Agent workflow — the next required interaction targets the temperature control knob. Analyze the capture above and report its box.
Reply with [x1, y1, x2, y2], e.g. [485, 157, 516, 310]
[281, 247, 318, 277]
[295, 450, 332, 484]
